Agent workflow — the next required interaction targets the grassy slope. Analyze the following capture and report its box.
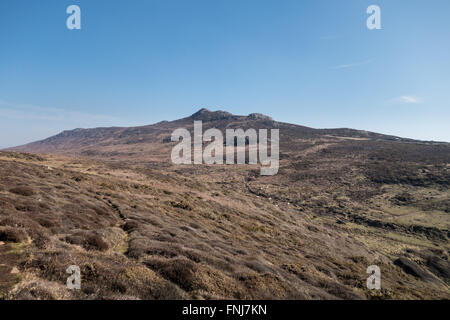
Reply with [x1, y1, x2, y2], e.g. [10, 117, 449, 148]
[0, 135, 449, 299]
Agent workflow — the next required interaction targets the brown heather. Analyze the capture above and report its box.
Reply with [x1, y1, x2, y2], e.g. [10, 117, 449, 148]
[0, 109, 448, 300]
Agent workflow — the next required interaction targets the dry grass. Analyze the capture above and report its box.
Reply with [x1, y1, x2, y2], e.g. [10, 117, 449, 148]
[0, 126, 449, 300]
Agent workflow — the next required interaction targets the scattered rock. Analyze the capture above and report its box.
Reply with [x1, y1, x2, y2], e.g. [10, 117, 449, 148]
[10, 267, 19, 274]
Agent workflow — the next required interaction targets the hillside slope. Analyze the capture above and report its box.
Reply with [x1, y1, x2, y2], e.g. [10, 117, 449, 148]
[8, 109, 420, 160]
[1, 109, 449, 299]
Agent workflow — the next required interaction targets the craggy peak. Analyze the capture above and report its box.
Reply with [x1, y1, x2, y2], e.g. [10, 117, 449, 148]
[190, 108, 235, 121]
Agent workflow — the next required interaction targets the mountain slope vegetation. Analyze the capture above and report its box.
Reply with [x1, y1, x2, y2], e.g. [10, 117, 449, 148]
[1, 109, 449, 299]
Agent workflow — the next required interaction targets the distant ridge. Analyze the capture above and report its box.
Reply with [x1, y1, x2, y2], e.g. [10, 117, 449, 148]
[6, 108, 438, 158]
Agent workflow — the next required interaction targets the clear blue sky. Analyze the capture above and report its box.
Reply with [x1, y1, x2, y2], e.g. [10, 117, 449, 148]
[1, 0, 449, 148]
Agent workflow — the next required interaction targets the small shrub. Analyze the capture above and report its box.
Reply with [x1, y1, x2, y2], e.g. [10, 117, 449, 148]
[65, 235, 84, 246]
[170, 201, 193, 211]
[123, 220, 139, 232]
[85, 234, 109, 251]
[0, 227, 28, 242]
[65, 232, 109, 251]
[9, 186, 35, 196]
[37, 218, 55, 228]
[146, 257, 198, 291]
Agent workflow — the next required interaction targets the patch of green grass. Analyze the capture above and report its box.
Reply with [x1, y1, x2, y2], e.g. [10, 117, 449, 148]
[4, 242, 28, 255]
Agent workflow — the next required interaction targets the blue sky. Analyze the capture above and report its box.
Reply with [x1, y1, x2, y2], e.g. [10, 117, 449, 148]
[0, 0, 449, 148]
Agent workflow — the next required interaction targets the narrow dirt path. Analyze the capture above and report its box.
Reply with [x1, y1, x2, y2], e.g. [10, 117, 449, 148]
[103, 197, 132, 256]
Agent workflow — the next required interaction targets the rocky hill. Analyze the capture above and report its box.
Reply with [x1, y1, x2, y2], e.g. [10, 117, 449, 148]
[8, 109, 422, 159]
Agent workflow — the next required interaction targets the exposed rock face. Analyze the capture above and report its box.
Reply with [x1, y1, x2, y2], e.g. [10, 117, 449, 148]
[248, 113, 274, 121]
[190, 108, 235, 121]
